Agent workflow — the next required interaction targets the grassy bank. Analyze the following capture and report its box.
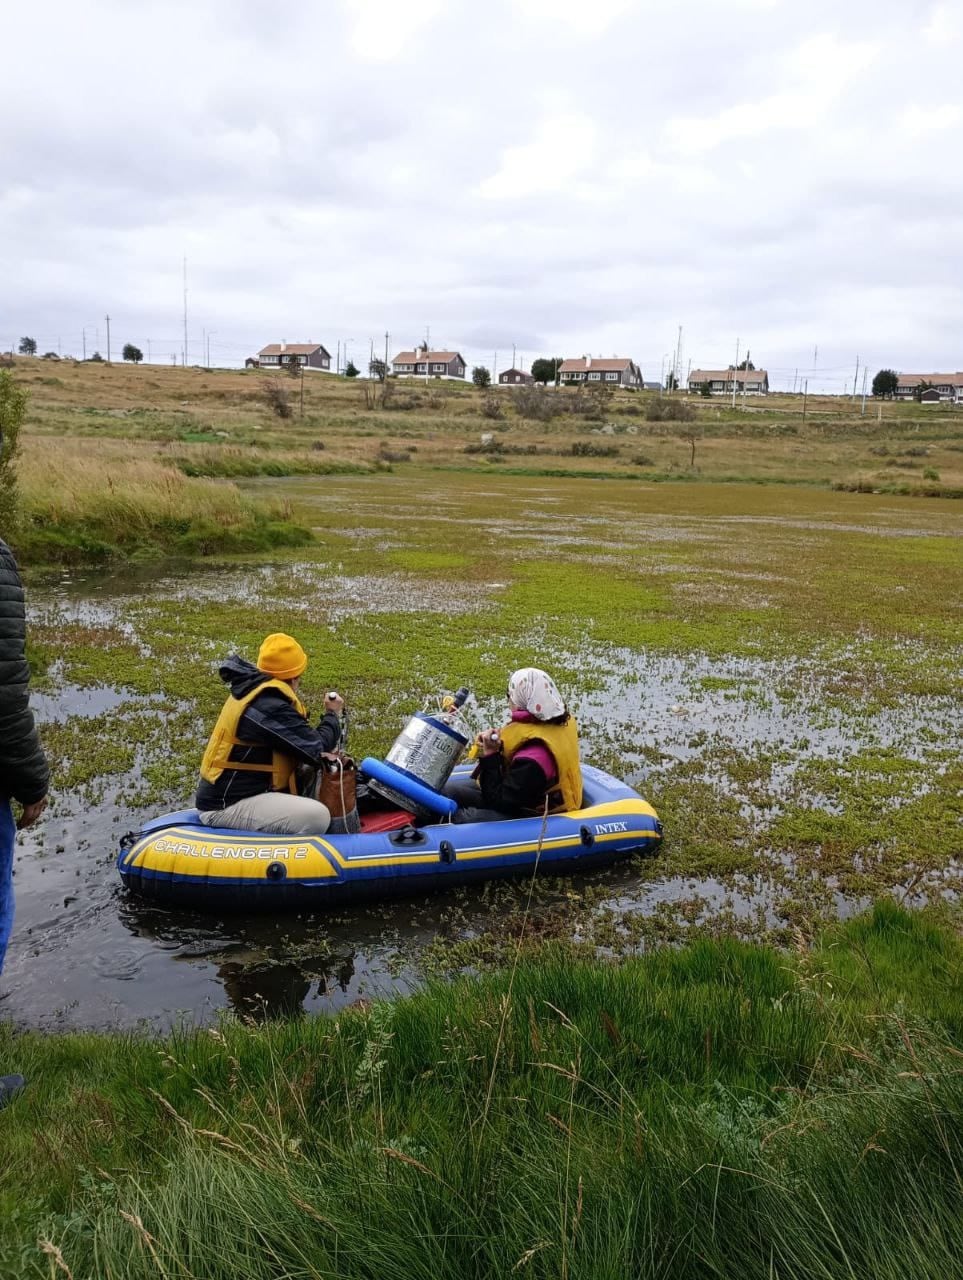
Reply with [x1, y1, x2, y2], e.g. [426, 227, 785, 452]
[9, 437, 313, 563]
[11, 357, 963, 499]
[1, 902, 962, 1278]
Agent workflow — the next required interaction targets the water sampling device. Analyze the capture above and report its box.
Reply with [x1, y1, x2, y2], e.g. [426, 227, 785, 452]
[360, 686, 472, 820]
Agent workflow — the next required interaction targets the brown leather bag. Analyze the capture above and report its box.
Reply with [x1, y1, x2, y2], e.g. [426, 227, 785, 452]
[317, 752, 358, 822]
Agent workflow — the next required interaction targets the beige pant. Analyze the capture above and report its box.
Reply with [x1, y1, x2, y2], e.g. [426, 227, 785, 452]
[199, 792, 331, 836]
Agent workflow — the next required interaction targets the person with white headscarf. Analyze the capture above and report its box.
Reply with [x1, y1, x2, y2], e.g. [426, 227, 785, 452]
[444, 667, 582, 823]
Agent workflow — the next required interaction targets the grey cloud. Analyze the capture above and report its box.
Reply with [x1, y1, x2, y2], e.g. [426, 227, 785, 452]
[2, 0, 962, 382]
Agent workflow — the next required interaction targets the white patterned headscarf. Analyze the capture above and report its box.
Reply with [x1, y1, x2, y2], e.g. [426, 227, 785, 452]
[508, 668, 566, 721]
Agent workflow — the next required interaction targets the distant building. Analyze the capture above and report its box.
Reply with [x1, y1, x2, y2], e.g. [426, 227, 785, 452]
[895, 373, 963, 403]
[258, 343, 332, 371]
[688, 368, 769, 395]
[643, 380, 662, 392]
[499, 367, 534, 385]
[558, 357, 643, 388]
[244, 356, 259, 368]
[391, 349, 467, 379]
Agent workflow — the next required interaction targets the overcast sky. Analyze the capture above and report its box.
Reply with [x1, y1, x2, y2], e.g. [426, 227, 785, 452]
[3, 0, 961, 390]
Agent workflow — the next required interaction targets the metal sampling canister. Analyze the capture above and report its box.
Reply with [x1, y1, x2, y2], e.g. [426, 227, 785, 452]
[384, 712, 470, 792]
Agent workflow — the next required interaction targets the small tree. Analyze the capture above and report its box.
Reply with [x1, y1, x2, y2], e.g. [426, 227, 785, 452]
[0, 371, 27, 533]
[531, 357, 562, 385]
[261, 377, 292, 418]
[699, 381, 712, 398]
[88, 351, 104, 362]
[122, 343, 143, 363]
[730, 358, 755, 371]
[18, 337, 36, 356]
[665, 371, 678, 391]
[872, 368, 898, 399]
[914, 380, 933, 404]
[472, 365, 491, 388]
[368, 358, 387, 381]
[344, 361, 360, 378]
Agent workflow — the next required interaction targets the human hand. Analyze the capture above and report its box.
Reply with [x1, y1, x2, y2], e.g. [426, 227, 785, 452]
[17, 796, 48, 830]
[324, 691, 345, 716]
[476, 730, 501, 757]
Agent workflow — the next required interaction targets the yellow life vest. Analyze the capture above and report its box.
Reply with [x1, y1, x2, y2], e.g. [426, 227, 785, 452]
[200, 679, 307, 795]
[497, 716, 583, 814]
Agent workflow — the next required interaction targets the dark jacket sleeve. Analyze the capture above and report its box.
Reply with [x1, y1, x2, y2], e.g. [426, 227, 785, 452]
[0, 541, 50, 805]
[475, 754, 549, 815]
[239, 693, 342, 766]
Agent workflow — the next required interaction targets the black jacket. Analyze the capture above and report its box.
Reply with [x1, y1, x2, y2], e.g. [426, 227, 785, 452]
[474, 753, 554, 816]
[0, 539, 50, 805]
[195, 656, 342, 811]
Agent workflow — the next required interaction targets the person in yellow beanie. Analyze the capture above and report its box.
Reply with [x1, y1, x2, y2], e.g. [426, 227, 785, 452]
[195, 633, 344, 835]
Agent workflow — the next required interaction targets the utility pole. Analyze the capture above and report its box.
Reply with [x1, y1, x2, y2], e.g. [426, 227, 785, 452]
[669, 325, 682, 393]
[424, 326, 430, 385]
[852, 355, 860, 400]
[384, 331, 389, 380]
[300, 363, 305, 417]
[731, 339, 739, 408]
[742, 348, 750, 406]
[82, 328, 86, 360]
[182, 256, 189, 366]
[336, 340, 340, 375]
[792, 368, 798, 394]
[105, 314, 111, 363]
[803, 379, 809, 419]
[860, 366, 868, 415]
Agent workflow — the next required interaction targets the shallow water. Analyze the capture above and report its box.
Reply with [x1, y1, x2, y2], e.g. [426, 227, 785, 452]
[5, 486, 961, 1033]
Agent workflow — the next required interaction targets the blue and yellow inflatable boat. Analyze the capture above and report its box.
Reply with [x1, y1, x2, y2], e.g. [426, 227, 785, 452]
[117, 763, 661, 911]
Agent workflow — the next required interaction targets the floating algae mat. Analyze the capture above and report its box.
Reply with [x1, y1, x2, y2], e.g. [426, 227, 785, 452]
[6, 473, 961, 1031]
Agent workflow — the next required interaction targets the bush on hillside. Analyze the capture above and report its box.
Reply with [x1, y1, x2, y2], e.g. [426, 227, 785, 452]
[645, 398, 696, 423]
[512, 384, 559, 422]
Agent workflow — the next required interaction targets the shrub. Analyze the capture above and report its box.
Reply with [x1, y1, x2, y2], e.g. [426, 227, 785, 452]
[260, 378, 292, 418]
[512, 385, 558, 422]
[645, 398, 696, 423]
[378, 444, 411, 463]
[471, 366, 491, 388]
[923, 466, 940, 480]
[0, 370, 27, 531]
[570, 441, 619, 458]
[481, 392, 503, 420]
[632, 452, 656, 466]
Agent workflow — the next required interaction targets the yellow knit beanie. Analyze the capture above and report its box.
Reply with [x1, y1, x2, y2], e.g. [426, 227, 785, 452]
[257, 633, 308, 680]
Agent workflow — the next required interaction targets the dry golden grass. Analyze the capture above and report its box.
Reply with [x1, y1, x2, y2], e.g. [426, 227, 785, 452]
[9, 354, 963, 493]
[17, 436, 294, 539]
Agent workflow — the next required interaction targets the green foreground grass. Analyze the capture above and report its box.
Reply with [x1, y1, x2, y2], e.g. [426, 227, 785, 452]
[2, 902, 963, 1279]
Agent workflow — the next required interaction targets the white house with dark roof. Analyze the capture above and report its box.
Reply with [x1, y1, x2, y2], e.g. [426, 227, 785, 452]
[688, 368, 769, 395]
[258, 342, 332, 370]
[391, 349, 466, 379]
[895, 373, 963, 403]
[558, 356, 642, 388]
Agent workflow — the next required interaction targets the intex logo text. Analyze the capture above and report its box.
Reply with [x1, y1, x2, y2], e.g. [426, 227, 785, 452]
[594, 821, 628, 834]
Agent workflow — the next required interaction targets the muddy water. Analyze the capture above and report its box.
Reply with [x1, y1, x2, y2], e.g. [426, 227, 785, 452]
[4, 547, 961, 1033]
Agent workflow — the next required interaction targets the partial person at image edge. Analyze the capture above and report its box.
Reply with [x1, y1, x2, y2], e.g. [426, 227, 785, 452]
[195, 632, 343, 836]
[0, 534, 51, 1108]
